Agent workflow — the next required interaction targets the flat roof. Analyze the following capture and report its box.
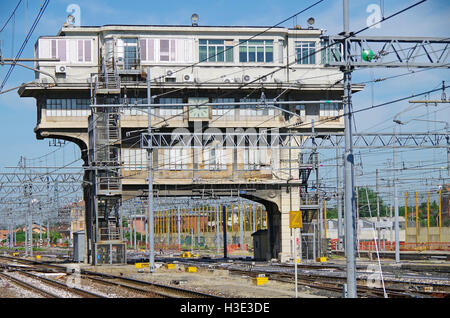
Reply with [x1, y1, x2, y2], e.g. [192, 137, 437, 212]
[57, 24, 321, 36]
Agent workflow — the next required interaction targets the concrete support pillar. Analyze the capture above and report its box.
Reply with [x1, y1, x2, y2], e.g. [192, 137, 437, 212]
[273, 186, 300, 262]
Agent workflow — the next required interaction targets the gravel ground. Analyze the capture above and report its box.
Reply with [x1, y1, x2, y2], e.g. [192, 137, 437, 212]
[0, 274, 41, 298]
[77, 263, 329, 298]
[6, 271, 81, 298]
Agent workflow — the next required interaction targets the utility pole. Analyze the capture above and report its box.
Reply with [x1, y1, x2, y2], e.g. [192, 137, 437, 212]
[216, 205, 220, 254]
[393, 123, 400, 263]
[146, 67, 155, 272]
[342, 0, 357, 298]
[336, 147, 343, 250]
[177, 207, 181, 252]
[222, 205, 227, 259]
[376, 169, 381, 246]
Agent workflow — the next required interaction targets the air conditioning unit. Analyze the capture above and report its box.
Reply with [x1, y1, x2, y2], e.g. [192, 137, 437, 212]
[242, 74, 252, 82]
[234, 77, 242, 83]
[259, 76, 268, 83]
[223, 77, 234, 84]
[183, 73, 195, 82]
[166, 69, 176, 77]
[55, 65, 67, 74]
[165, 69, 176, 82]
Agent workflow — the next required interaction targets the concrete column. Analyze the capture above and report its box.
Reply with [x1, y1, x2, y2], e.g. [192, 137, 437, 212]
[278, 186, 300, 262]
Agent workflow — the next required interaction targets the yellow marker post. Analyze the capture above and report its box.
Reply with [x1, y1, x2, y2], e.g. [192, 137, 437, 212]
[249, 204, 253, 232]
[243, 205, 246, 233]
[324, 200, 327, 239]
[259, 206, 262, 231]
[185, 208, 188, 233]
[416, 192, 419, 246]
[213, 206, 216, 233]
[203, 206, 206, 233]
[238, 204, 240, 235]
[265, 210, 267, 229]
[226, 206, 229, 233]
[439, 189, 442, 244]
[230, 205, 233, 233]
[405, 192, 408, 245]
[219, 205, 222, 233]
[206, 206, 209, 233]
[427, 191, 430, 247]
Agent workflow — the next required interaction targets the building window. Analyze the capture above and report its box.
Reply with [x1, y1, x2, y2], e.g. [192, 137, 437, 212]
[295, 104, 305, 117]
[199, 39, 234, 62]
[239, 40, 273, 63]
[320, 40, 341, 64]
[77, 39, 92, 62]
[122, 148, 147, 171]
[159, 98, 183, 117]
[319, 103, 339, 117]
[160, 39, 176, 62]
[243, 148, 268, 170]
[163, 148, 188, 170]
[203, 147, 227, 170]
[51, 39, 67, 62]
[45, 98, 90, 116]
[211, 98, 235, 119]
[239, 98, 274, 117]
[295, 41, 316, 64]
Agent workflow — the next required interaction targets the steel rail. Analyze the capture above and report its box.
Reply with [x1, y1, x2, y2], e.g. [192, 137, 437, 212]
[0, 271, 61, 298]
[0, 255, 220, 298]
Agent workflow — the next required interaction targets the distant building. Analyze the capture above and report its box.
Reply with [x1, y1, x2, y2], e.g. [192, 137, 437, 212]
[70, 200, 85, 233]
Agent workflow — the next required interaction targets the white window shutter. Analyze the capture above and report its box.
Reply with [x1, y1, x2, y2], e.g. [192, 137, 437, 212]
[84, 39, 92, 62]
[176, 39, 184, 63]
[58, 39, 67, 62]
[38, 39, 51, 59]
[186, 39, 194, 63]
[170, 39, 176, 62]
[148, 39, 155, 62]
[139, 39, 147, 61]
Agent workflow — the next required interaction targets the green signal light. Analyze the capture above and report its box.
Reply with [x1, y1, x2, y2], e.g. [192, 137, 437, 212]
[361, 49, 374, 62]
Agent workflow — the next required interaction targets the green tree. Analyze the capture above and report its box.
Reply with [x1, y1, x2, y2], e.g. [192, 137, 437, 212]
[357, 187, 388, 217]
[325, 187, 388, 219]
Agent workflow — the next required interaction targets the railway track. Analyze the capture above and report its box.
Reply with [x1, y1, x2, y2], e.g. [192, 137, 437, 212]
[170, 258, 450, 298]
[0, 271, 61, 298]
[80, 270, 220, 298]
[0, 254, 220, 298]
[231, 267, 450, 298]
[0, 269, 106, 298]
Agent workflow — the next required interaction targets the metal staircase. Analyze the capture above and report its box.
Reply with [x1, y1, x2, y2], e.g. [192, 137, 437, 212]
[87, 64, 126, 265]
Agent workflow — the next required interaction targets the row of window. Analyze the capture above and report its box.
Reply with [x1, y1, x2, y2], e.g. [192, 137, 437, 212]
[43, 98, 339, 118]
[39, 37, 330, 66]
[200, 39, 316, 64]
[47, 39, 92, 63]
[122, 148, 269, 171]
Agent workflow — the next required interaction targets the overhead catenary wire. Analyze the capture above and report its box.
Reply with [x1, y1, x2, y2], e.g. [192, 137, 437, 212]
[0, 0, 50, 92]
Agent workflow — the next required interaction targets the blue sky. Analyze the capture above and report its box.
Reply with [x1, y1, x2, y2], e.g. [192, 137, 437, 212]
[0, 0, 449, 200]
